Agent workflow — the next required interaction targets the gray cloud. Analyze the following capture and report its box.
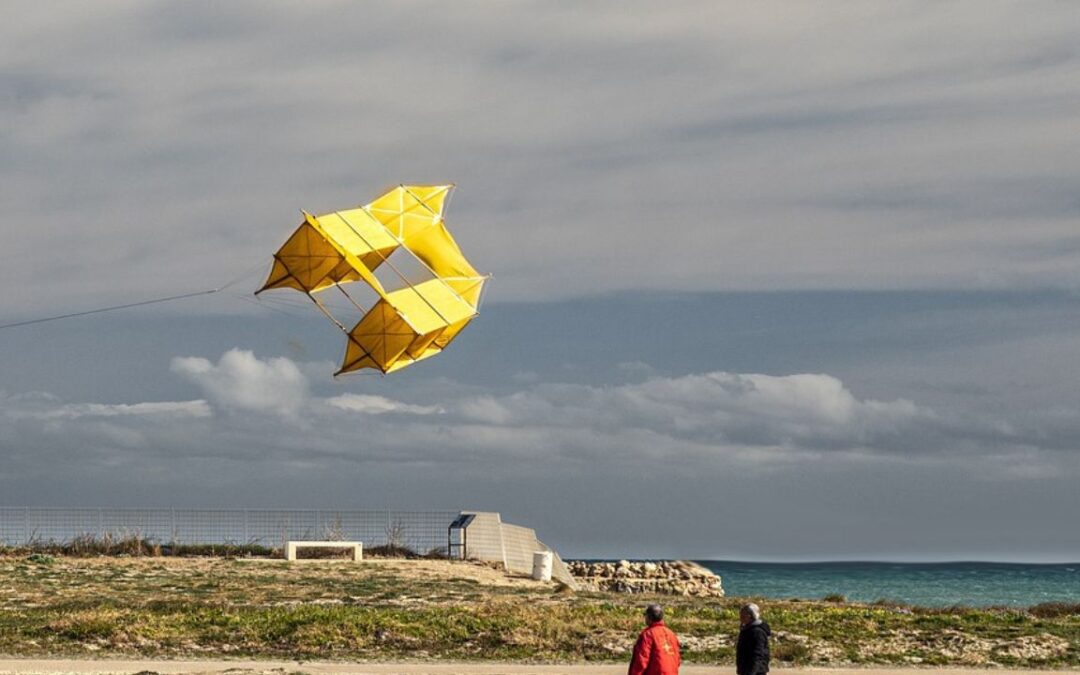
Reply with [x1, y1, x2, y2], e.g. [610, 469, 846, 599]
[5, 397, 210, 421]
[456, 372, 929, 454]
[2, 1, 1079, 316]
[170, 349, 309, 417]
[326, 393, 444, 416]
[3, 3, 1080, 560]
[2, 349, 1073, 473]
[3, 345, 1079, 559]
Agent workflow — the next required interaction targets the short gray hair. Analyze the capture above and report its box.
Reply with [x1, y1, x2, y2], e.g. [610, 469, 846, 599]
[644, 604, 664, 623]
[741, 603, 761, 621]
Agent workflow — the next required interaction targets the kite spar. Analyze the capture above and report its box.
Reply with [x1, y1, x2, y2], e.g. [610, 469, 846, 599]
[256, 184, 488, 376]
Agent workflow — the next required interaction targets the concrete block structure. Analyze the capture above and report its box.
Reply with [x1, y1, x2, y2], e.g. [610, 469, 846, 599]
[285, 540, 363, 561]
[459, 511, 577, 588]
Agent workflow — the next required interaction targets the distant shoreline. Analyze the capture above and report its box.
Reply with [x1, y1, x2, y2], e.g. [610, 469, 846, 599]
[691, 560, 1080, 609]
[569, 560, 1080, 609]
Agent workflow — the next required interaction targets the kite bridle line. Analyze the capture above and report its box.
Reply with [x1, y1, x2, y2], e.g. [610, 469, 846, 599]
[303, 291, 348, 333]
[300, 289, 387, 375]
[256, 226, 386, 375]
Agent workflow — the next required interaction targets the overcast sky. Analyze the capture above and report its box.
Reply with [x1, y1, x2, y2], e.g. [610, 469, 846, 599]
[2, 2, 1080, 560]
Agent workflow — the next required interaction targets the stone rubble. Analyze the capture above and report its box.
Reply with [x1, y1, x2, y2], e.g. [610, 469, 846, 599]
[841, 629, 1069, 666]
[567, 559, 724, 597]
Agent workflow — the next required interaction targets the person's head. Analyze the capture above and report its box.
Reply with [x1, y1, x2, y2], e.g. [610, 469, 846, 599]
[644, 604, 664, 625]
[739, 603, 761, 626]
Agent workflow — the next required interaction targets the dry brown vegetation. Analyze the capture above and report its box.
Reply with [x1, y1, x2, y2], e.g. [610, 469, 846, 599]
[0, 555, 1077, 666]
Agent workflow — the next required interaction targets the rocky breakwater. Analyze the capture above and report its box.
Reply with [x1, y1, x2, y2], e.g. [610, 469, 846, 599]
[567, 560, 724, 597]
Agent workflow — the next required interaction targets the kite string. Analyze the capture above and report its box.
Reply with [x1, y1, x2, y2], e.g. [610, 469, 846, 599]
[0, 290, 220, 331]
[0, 260, 269, 332]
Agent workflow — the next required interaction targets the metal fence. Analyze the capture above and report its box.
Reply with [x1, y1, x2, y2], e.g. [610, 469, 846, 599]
[0, 507, 460, 554]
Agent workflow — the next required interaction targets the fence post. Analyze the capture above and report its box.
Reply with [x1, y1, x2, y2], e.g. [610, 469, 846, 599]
[23, 507, 29, 546]
[244, 510, 249, 544]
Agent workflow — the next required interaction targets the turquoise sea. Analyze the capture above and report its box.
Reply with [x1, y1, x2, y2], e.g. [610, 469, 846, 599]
[698, 561, 1080, 608]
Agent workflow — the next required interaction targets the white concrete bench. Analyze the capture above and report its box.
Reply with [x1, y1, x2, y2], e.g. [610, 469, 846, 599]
[285, 540, 363, 561]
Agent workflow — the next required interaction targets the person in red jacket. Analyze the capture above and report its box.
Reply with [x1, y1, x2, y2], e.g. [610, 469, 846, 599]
[629, 604, 682, 675]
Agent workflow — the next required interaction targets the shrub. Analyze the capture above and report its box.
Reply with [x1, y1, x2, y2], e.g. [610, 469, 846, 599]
[366, 544, 421, 558]
[62, 533, 155, 557]
[871, 598, 910, 611]
[164, 542, 275, 558]
[11, 535, 275, 559]
[773, 640, 811, 663]
[1029, 602, 1080, 618]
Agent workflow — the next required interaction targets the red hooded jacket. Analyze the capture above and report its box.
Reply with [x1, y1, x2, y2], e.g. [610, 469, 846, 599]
[629, 620, 681, 675]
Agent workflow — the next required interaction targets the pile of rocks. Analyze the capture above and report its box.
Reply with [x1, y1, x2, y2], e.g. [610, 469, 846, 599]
[567, 560, 724, 597]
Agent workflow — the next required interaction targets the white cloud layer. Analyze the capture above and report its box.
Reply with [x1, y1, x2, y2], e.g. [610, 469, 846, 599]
[11, 400, 210, 421]
[458, 373, 926, 451]
[326, 393, 443, 416]
[1, 2, 1079, 314]
[4, 349, 1079, 558]
[170, 350, 308, 416]
[3, 349, 1073, 471]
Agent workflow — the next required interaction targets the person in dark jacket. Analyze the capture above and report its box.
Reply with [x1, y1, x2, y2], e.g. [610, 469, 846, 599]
[736, 603, 771, 675]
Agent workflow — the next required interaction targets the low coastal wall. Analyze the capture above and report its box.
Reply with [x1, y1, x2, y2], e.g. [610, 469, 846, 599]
[567, 560, 724, 597]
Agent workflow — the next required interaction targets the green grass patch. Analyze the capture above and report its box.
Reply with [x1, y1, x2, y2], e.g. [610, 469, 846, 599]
[0, 556, 1076, 665]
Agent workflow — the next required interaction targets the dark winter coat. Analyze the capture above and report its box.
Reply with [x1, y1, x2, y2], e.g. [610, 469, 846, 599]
[736, 621, 771, 675]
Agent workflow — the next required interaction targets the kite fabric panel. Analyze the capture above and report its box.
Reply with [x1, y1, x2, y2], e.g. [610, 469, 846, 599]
[256, 184, 488, 376]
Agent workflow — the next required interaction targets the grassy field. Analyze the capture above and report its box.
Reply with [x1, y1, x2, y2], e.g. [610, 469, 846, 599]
[0, 555, 1076, 667]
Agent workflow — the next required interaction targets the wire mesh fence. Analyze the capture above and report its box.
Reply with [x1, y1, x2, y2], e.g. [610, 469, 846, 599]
[0, 507, 459, 555]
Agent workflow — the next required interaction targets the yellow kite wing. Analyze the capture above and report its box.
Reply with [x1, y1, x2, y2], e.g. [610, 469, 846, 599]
[257, 211, 392, 297]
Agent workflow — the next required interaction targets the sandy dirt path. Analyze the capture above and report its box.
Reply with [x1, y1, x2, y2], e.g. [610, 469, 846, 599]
[0, 661, 1075, 675]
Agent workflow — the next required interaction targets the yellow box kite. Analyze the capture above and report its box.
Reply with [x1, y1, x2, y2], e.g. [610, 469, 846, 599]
[257, 185, 488, 375]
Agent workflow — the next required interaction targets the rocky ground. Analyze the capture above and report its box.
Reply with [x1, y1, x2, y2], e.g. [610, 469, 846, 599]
[566, 560, 724, 597]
